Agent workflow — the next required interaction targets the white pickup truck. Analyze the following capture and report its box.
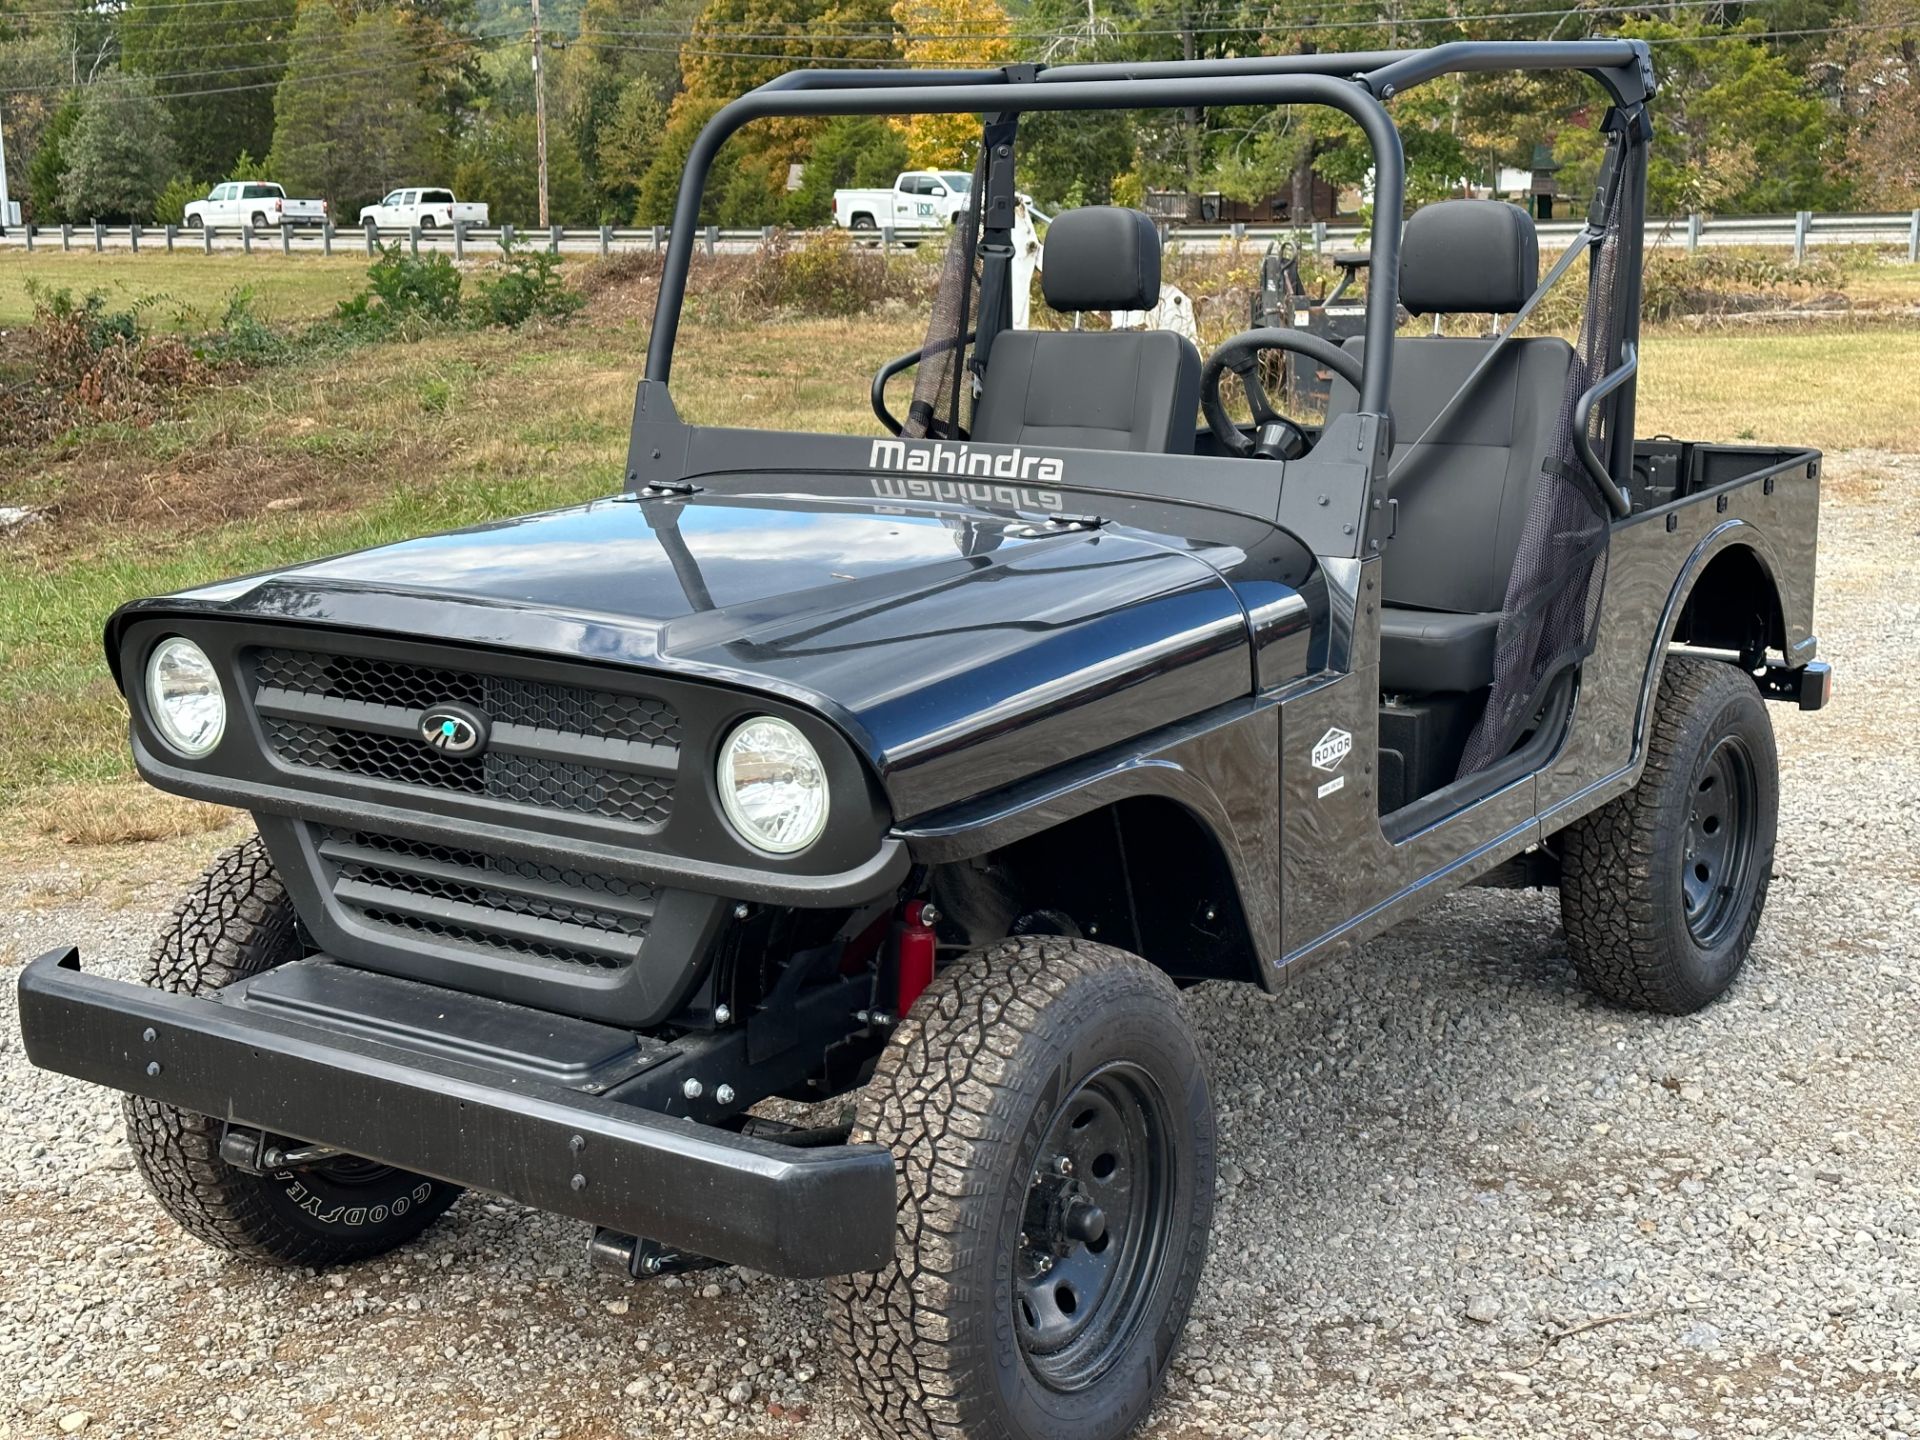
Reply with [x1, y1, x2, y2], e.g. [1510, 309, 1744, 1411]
[181, 181, 327, 230]
[832, 171, 973, 232]
[357, 187, 490, 230]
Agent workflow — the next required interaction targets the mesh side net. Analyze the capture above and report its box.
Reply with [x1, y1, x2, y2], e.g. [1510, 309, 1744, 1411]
[1456, 171, 1626, 778]
[901, 158, 985, 441]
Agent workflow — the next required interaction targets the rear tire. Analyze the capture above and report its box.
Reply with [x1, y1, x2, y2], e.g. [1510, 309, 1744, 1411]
[832, 937, 1215, 1440]
[124, 837, 461, 1267]
[250, 211, 268, 231]
[1559, 657, 1778, 1014]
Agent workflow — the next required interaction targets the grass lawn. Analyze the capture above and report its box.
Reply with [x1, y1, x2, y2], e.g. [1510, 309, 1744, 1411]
[0, 252, 373, 330]
[2, 247, 1916, 824]
[1638, 328, 1920, 453]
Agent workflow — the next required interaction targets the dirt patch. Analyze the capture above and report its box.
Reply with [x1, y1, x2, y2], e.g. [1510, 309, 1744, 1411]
[3, 429, 437, 566]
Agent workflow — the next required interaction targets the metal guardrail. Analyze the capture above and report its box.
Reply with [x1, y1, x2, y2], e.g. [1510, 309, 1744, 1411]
[2, 211, 1918, 263]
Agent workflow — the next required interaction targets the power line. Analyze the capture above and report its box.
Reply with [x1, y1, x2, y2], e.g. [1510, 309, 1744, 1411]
[0, 27, 508, 95]
[0, 12, 1894, 102]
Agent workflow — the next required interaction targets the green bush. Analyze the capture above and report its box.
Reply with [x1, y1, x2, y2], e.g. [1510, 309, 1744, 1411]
[469, 242, 583, 329]
[334, 245, 465, 333]
[195, 287, 290, 366]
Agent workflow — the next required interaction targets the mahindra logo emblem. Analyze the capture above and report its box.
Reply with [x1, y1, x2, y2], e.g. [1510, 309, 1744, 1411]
[868, 439, 1066, 511]
[1312, 727, 1352, 772]
[420, 704, 488, 758]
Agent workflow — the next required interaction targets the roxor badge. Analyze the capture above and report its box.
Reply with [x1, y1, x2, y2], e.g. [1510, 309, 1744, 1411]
[420, 704, 489, 757]
[1312, 727, 1353, 772]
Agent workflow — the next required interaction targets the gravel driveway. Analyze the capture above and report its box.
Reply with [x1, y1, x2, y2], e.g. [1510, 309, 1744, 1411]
[3, 452, 1915, 1440]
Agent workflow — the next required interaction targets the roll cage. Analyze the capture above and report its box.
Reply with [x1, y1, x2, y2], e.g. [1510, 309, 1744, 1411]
[640, 39, 1656, 482]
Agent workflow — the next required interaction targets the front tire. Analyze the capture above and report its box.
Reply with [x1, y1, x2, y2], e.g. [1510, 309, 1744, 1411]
[832, 937, 1215, 1440]
[124, 837, 461, 1266]
[1559, 657, 1778, 1014]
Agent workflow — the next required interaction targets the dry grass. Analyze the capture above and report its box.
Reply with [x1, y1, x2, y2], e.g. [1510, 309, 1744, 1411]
[1635, 328, 1920, 454]
[20, 781, 236, 846]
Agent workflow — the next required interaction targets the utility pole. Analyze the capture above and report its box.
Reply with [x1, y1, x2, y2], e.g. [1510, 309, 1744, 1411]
[530, 0, 550, 228]
[0, 98, 16, 231]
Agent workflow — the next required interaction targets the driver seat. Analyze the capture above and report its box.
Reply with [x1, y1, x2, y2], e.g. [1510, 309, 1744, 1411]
[972, 207, 1202, 454]
[1323, 201, 1574, 695]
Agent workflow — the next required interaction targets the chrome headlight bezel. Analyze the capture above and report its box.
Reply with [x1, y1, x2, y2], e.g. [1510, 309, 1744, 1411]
[144, 636, 227, 759]
[716, 715, 832, 855]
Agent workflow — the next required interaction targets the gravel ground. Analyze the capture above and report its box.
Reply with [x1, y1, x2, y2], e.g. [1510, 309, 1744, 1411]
[2, 451, 1915, 1440]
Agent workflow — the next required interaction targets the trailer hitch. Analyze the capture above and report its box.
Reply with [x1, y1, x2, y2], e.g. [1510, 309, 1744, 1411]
[217, 1125, 347, 1175]
[588, 1226, 727, 1280]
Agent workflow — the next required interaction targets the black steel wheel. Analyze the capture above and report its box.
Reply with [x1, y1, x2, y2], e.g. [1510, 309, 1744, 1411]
[1560, 657, 1779, 1014]
[124, 836, 462, 1267]
[1682, 733, 1762, 948]
[833, 937, 1215, 1440]
[1014, 1062, 1178, 1394]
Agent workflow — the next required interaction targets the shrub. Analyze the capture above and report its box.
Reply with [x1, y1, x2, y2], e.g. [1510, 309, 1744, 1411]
[153, 176, 204, 227]
[741, 229, 929, 318]
[334, 245, 464, 333]
[195, 287, 290, 366]
[469, 242, 583, 329]
[15, 282, 207, 428]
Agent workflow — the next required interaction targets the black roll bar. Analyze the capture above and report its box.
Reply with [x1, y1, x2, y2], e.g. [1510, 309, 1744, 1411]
[647, 72, 1407, 415]
[642, 40, 1653, 426]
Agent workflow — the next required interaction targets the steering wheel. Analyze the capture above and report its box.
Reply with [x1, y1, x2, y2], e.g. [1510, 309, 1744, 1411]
[1200, 327, 1366, 460]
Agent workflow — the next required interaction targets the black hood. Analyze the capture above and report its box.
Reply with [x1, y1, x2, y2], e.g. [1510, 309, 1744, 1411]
[111, 475, 1319, 817]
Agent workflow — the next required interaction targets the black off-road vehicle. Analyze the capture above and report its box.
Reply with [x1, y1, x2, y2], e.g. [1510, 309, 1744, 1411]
[22, 41, 1828, 1440]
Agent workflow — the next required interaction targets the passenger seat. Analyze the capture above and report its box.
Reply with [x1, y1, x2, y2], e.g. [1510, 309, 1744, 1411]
[972, 207, 1202, 454]
[1323, 201, 1573, 695]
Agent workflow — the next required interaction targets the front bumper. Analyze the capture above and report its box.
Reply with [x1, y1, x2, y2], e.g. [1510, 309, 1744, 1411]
[17, 948, 897, 1277]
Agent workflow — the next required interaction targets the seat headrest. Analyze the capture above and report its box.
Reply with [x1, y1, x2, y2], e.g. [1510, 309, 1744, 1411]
[1042, 207, 1161, 313]
[1399, 200, 1539, 316]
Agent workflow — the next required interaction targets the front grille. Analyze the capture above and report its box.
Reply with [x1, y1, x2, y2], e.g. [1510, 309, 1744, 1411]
[320, 828, 655, 972]
[250, 647, 677, 828]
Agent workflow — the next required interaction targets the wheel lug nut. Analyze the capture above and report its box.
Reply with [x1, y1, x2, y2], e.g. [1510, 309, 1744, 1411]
[1053, 1155, 1074, 1178]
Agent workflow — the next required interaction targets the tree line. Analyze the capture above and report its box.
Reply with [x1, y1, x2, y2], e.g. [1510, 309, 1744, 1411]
[0, 0, 1914, 229]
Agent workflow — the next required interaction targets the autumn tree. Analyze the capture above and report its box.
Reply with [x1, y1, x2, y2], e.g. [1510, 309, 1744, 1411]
[633, 0, 901, 225]
[891, 0, 1010, 167]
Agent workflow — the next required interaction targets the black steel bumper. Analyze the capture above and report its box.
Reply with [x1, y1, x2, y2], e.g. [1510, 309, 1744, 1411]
[17, 948, 897, 1278]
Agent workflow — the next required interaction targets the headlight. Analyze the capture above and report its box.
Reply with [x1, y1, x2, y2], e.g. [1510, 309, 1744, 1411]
[717, 717, 830, 854]
[145, 637, 226, 758]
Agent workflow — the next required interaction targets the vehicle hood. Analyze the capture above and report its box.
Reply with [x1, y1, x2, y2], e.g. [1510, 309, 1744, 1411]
[112, 476, 1318, 818]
